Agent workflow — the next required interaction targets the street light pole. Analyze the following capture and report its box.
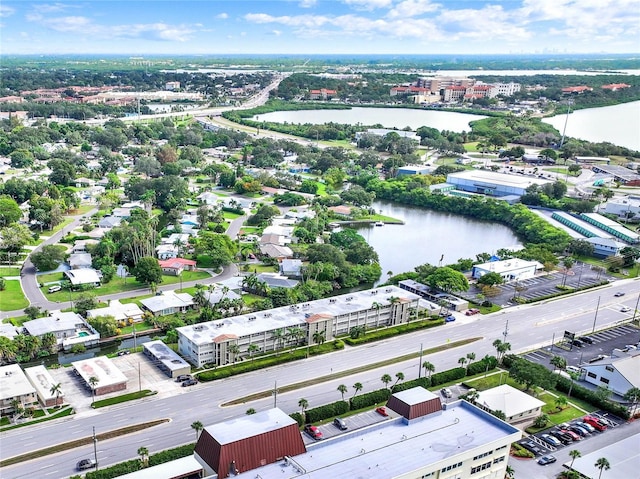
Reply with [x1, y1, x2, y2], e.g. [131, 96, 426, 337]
[418, 343, 423, 379]
[632, 290, 640, 323]
[592, 296, 601, 333]
[93, 426, 98, 470]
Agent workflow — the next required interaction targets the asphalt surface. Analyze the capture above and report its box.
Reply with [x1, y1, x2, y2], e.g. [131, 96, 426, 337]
[2, 278, 639, 479]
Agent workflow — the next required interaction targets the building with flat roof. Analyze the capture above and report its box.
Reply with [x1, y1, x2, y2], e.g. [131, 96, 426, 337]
[178, 286, 420, 367]
[397, 165, 436, 176]
[86, 300, 144, 323]
[551, 211, 612, 239]
[140, 290, 194, 317]
[567, 434, 640, 479]
[472, 258, 541, 282]
[446, 170, 551, 197]
[475, 385, 545, 425]
[143, 340, 191, 378]
[0, 364, 37, 415]
[194, 387, 521, 479]
[591, 164, 640, 185]
[71, 356, 128, 396]
[23, 311, 99, 351]
[24, 365, 63, 407]
[398, 279, 469, 311]
[579, 352, 640, 397]
[604, 195, 640, 219]
[114, 456, 202, 479]
[580, 212, 640, 244]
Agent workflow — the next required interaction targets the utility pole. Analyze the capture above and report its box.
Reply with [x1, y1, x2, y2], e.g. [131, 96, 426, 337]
[93, 426, 98, 470]
[592, 296, 601, 333]
[633, 290, 640, 324]
[502, 319, 509, 344]
[418, 343, 423, 379]
[272, 380, 278, 408]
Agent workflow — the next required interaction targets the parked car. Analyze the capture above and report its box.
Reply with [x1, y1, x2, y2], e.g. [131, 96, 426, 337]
[175, 375, 193, 382]
[181, 379, 198, 387]
[567, 425, 590, 437]
[375, 406, 389, 417]
[48, 285, 62, 293]
[440, 388, 453, 398]
[570, 339, 584, 347]
[540, 434, 561, 447]
[588, 354, 607, 363]
[445, 315, 456, 323]
[520, 440, 544, 456]
[333, 417, 348, 430]
[465, 309, 480, 316]
[549, 431, 572, 445]
[572, 421, 595, 433]
[566, 366, 581, 374]
[614, 292, 625, 297]
[583, 416, 607, 431]
[304, 425, 323, 440]
[578, 336, 594, 344]
[116, 350, 130, 356]
[559, 429, 581, 441]
[76, 458, 97, 471]
[537, 455, 557, 465]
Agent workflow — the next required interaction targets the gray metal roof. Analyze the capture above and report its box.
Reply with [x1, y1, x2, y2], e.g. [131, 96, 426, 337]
[205, 408, 296, 445]
[569, 433, 640, 479]
[23, 312, 85, 337]
[143, 340, 190, 372]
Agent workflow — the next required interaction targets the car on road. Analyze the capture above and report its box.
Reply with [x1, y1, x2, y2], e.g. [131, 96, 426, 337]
[304, 425, 323, 440]
[445, 315, 456, 323]
[440, 388, 453, 398]
[76, 458, 97, 471]
[333, 417, 348, 430]
[578, 336, 594, 344]
[375, 406, 389, 417]
[117, 350, 130, 356]
[588, 354, 607, 363]
[465, 309, 480, 316]
[537, 455, 557, 465]
[181, 379, 198, 387]
[614, 292, 625, 297]
[540, 434, 561, 447]
[175, 375, 193, 382]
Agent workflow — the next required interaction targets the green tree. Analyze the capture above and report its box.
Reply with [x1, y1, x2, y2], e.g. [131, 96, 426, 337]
[492, 339, 511, 364]
[88, 376, 99, 405]
[0, 196, 22, 227]
[30, 245, 66, 271]
[550, 355, 567, 372]
[324, 167, 347, 189]
[133, 257, 163, 285]
[24, 306, 45, 320]
[298, 398, 309, 416]
[352, 382, 363, 398]
[422, 361, 435, 379]
[87, 314, 119, 337]
[393, 371, 405, 388]
[595, 457, 610, 479]
[476, 272, 504, 287]
[555, 395, 568, 410]
[623, 387, 640, 415]
[426, 267, 469, 293]
[191, 421, 203, 441]
[381, 373, 392, 389]
[337, 384, 347, 401]
[74, 294, 98, 317]
[247, 343, 260, 361]
[49, 382, 63, 406]
[569, 449, 581, 469]
[509, 358, 557, 391]
[138, 446, 149, 468]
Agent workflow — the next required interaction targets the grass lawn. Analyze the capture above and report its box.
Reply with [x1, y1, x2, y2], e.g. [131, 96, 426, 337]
[365, 213, 404, 224]
[68, 205, 95, 216]
[0, 267, 21, 277]
[244, 263, 277, 274]
[239, 227, 261, 235]
[223, 211, 243, 220]
[40, 270, 211, 302]
[118, 323, 155, 335]
[0, 280, 29, 311]
[464, 371, 524, 391]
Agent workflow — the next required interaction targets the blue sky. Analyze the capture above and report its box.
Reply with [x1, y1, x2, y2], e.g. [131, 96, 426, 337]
[1, 0, 638, 55]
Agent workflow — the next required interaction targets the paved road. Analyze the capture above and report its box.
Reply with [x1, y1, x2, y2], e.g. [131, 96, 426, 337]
[2, 278, 638, 478]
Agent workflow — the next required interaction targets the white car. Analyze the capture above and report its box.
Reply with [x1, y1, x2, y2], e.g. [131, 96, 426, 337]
[620, 306, 630, 313]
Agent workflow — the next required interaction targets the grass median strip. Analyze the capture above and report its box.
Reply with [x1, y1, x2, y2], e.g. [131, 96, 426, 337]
[222, 337, 482, 406]
[0, 419, 170, 468]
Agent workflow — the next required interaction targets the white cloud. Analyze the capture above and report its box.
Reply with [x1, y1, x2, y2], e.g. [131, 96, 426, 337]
[343, 0, 393, 10]
[0, 5, 15, 17]
[299, 0, 317, 7]
[387, 0, 440, 19]
[31, 3, 77, 14]
[272, 30, 282, 36]
[216, 13, 228, 19]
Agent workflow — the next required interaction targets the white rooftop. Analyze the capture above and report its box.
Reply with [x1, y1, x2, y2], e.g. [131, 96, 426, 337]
[72, 356, 128, 389]
[475, 384, 545, 418]
[114, 456, 202, 479]
[23, 311, 86, 337]
[205, 408, 296, 445]
[570, 434, 640, 479]
[0, 364, 36, 401]
[232, 401, 520, 479]
[24, 365, 60, 402]
[393, 386, 438, 406]
[178, 286, 420, 346]
[65, 268, 101, 285]
[582, 212, 640, 241]
[86, 300, 143, 321]
[474, 258, 540, 274]
[141, 290, 194, 313]
[448, 169, 551, 187]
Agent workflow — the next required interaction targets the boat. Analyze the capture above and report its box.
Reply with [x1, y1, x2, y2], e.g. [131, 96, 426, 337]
[374, 221, 384, 227]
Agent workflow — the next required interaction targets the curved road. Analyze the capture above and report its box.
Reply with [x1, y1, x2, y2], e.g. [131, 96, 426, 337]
[2, 278, 639, 478]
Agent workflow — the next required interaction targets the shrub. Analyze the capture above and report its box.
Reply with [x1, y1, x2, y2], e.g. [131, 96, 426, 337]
[350, 389, 391, 411]
[305, 401, 349, 423]
[555, 376, 629, 419]
[343, 318, 444, 346]
[392, 377, 430, 393]
[85, 445, 194, 479]
[290, 412, 304, 427]
[430, 367, 466, 387]
[466, 356, 498, 376]
[511, 443, 534, 458]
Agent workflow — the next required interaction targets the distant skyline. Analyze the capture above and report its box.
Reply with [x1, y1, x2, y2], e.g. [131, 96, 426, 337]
[1, 0, 639, 56]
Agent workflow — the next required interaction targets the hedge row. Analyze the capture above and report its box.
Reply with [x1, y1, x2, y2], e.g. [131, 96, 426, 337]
[343, 318, 445, 346]
[85, 444, 194, 479]
[305, 400, 350, 424]
[350, 389, 392, 411]
[197, 340, 344, 381]
[430, 367, 466, 387]
[555, 376, 630, 419]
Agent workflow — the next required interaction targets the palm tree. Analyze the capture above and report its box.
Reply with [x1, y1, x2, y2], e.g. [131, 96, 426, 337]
[191, 421, 203, 442]
[298, 398, 309, 417]
[337, 384, 348, 401]
[458, 357, 467, 369]
[505, 464, 514, 478]
[312, 330, 326, 345]
[193, 284, 208, 310]
[623, 387, 640, 416]
[88, 376, 99, 405]
[227, 343, 240, 363]
[381, 374, 392, 389]
[422, 361, 435, 379]
[247, 343, 259, 361]
[0, 336, 17, 363]
[393, 372, 405, 389]
[595, 457, 610, 479]
[492, 339, 511, 364]
[49, 382, 62, 407]
[569, 449, 582, 469]
[352, 382, 363, 398]
[137, 446, 149, 467]
[555, 395, 568, 411]
[465, 352, 476, 373]
[550, 355, 567, 372]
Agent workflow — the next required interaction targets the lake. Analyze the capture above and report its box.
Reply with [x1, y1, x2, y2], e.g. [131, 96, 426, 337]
[354, 201, 522, 285]
[254, 107, 485, 133]
[543, 100, 640, 152]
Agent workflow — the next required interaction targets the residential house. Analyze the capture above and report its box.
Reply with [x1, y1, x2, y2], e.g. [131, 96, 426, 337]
[162, 233, 190, 246]
[72, 239, 98, 254]
[279, 259, 303, 278]
[86, 300, 144, 323]
[475, 384, 545, 425]
[328, 205, 353, 218]
[140, 290, 195, 316]
[259, 243, 293, 260]
[202, 287, 242, 307]
[158, 258, 197, 276]
[64, 268, 102, 288]
[23, 311, 100, 351]
[156, 244, 180, 260]
[98, 216, 123, 229]
[256, 272, 299, 289]
[68, 253, 93, 269]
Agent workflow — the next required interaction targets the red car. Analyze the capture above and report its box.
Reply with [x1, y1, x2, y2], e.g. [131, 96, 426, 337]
[583, 416, 607, 431]
[465, 309, 480, 316]
[559, 429, 581, 441]
[303, 425, 323, 440]
[375, 406, 389, 417]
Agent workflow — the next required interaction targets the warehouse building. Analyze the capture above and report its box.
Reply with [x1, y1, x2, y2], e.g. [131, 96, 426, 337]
[446, 170, 551, 197]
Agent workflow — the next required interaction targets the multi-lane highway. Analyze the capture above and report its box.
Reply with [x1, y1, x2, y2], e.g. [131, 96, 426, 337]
[2, 279, 638, 479]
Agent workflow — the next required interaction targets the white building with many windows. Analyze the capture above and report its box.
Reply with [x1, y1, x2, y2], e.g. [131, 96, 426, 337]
[177, 286, 420, 367]
[579, 352, 640, 397]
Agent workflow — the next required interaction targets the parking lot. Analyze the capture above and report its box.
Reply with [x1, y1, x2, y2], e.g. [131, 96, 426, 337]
[301, 408, 393, 445]
[522, 324, 640, 370]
